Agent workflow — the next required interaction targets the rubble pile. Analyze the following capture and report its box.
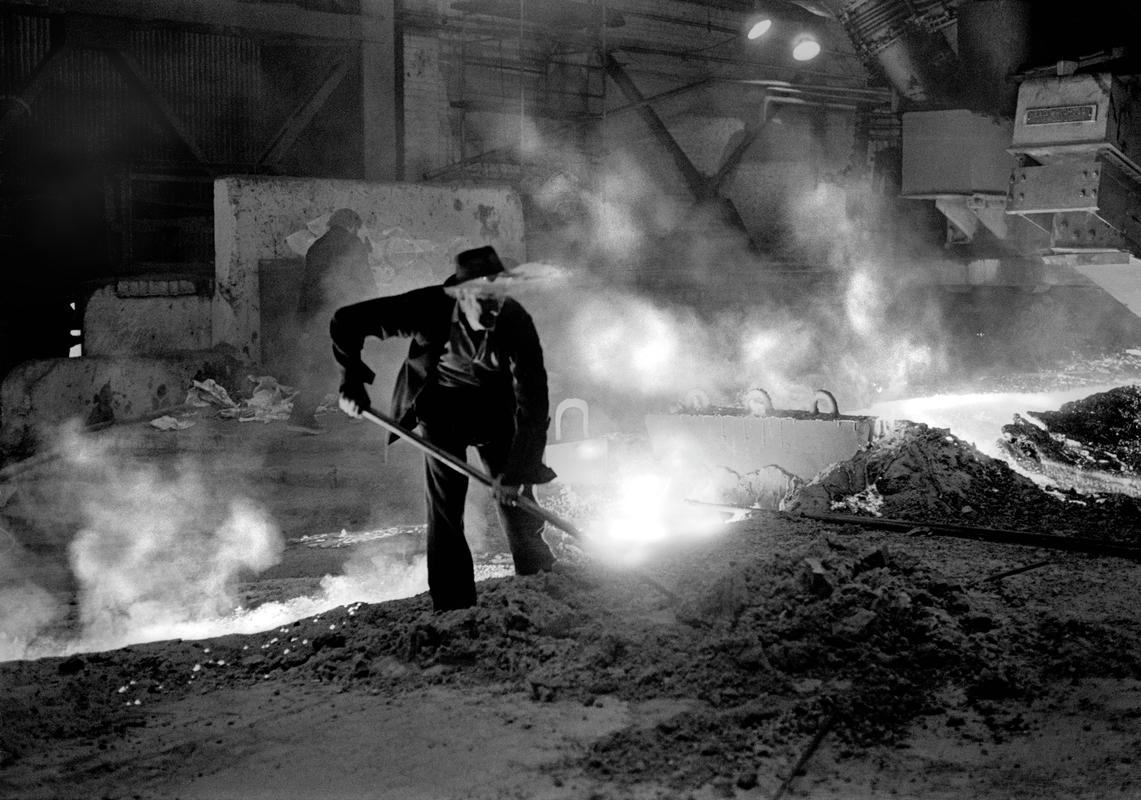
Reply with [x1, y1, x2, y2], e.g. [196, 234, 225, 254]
[784, 421, 1141, 540]
[11, 531, 1133, 790]
[1000, 385, 1141, 491]
[577, 537, 996, 788]
[7, 386, 1141, 794]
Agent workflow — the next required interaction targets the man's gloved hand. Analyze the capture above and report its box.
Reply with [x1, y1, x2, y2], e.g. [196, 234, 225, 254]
[490, 476, 523, 506]
[500, 461, 557, 488]
[338, 381, 370, 418]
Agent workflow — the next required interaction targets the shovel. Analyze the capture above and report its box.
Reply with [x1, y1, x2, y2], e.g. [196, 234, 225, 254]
[358, 406, 681, 604]
[361, 407, 582, 535]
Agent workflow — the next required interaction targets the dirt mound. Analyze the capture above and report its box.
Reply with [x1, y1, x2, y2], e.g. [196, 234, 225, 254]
[0, 532, 1090, 789]
[783, 421, 1141, 540]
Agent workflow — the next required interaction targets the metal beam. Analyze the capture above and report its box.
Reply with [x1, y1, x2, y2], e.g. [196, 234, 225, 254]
[258, 56, 352, 168]
[603, 52, 758, 241]
[0, 40, 66, 139]
[422, 81, 712, 181]
[604, 78, 711, 118]
[712, 98, 774, 191]
[106, 49, 211, 169]
[361, 0, 400, 180]
[421, 144, 514, 181]
[612, 44, 858, 82]
[804, 511, 1141, 562]
[22, 0, 365, 40]
[602, 52, 708, 201]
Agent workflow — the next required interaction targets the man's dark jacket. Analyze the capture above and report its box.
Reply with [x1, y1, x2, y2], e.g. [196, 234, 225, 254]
[299, 225, 372, 316]
[330, 285, 555, 485]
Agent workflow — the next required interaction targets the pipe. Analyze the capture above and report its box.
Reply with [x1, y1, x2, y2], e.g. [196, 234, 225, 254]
[359, 407, 583, 537]
[817, 0, 961, 105]
[732, 78, 893, 101]
[801, 511, 1141, 562]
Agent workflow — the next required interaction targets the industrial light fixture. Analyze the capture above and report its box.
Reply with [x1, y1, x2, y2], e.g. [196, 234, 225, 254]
[790, 32, 821, 61]
[743, 3, 824, 62]
[745, 15, 773, 39]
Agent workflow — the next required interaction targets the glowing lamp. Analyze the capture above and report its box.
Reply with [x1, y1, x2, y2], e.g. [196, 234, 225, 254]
[746, 16, 773, 39]
[791, 33, 821, 61]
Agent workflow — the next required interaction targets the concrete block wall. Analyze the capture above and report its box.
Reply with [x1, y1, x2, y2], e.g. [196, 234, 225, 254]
[213, 175, 526, 362]
[0, 350, 247, 453]
[84, 284, 212, 357]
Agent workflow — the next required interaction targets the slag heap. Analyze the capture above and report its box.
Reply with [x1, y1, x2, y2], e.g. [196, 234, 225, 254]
[1000, 385, 1141, 497]
[783, 419, 1141, 541]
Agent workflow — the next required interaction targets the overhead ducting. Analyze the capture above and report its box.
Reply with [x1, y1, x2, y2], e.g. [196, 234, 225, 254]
[814, 0, 1032, 114]
[818, 0, 960, 106]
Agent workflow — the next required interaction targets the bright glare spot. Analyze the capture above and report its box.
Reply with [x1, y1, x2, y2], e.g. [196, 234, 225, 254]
[575, 440, 607, 460]
[573, 297, 685, 394]
[845, 270, 880, 334]
[792, 36, 821, 61]
[588, 473, 672, 565]
[740, 328, 782, 364]
[856, 383, 1137, 459]
[68, 344, 82, 358]
[747, 18, 772, 39]
[585, 471, 730, 566]
[632, 329, 674, 375]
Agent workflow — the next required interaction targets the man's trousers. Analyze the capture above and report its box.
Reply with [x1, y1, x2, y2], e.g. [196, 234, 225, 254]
[420, 400, 555, 611]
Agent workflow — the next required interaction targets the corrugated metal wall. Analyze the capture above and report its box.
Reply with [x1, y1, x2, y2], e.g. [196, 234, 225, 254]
[131, 29, 261, 165]
[0, 11, 50, 86]
[1, 10, 261, 167]
[39, 48, 134, 158]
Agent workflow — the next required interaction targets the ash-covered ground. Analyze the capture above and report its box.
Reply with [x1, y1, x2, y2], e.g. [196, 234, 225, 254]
[3, 386, 1141, 799]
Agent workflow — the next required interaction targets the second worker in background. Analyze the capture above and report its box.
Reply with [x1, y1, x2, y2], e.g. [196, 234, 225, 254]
[288, 207, 373, 434]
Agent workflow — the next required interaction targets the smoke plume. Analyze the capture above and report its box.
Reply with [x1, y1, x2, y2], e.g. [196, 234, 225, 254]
[0, 581, 62, 662]
[1, 422, 286, 658]
[515, 124, 957, 419]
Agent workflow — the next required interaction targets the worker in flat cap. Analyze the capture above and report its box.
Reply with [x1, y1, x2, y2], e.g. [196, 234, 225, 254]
[331, 245, 558, 611]
[288, 208, 373, 434]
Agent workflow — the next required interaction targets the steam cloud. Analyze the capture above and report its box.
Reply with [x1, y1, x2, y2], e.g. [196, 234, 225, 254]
[520, 128, 953, 418]
[70, 489, 281, 649]
[0, 582, 62, 662]
[1, 423, 286, 659]
[524, 156, 953, 415]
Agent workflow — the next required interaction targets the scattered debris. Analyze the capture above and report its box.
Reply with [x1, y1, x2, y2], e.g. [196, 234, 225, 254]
[148, 415, 195, 431]
[186, 379, 238, 409]
[183, 375, 314, 425]
[222, 376, 297, 424]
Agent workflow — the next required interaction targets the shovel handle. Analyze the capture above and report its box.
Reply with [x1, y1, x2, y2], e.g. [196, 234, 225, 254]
[359, 408, 585, 540]
[358, 406, 682, 605]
